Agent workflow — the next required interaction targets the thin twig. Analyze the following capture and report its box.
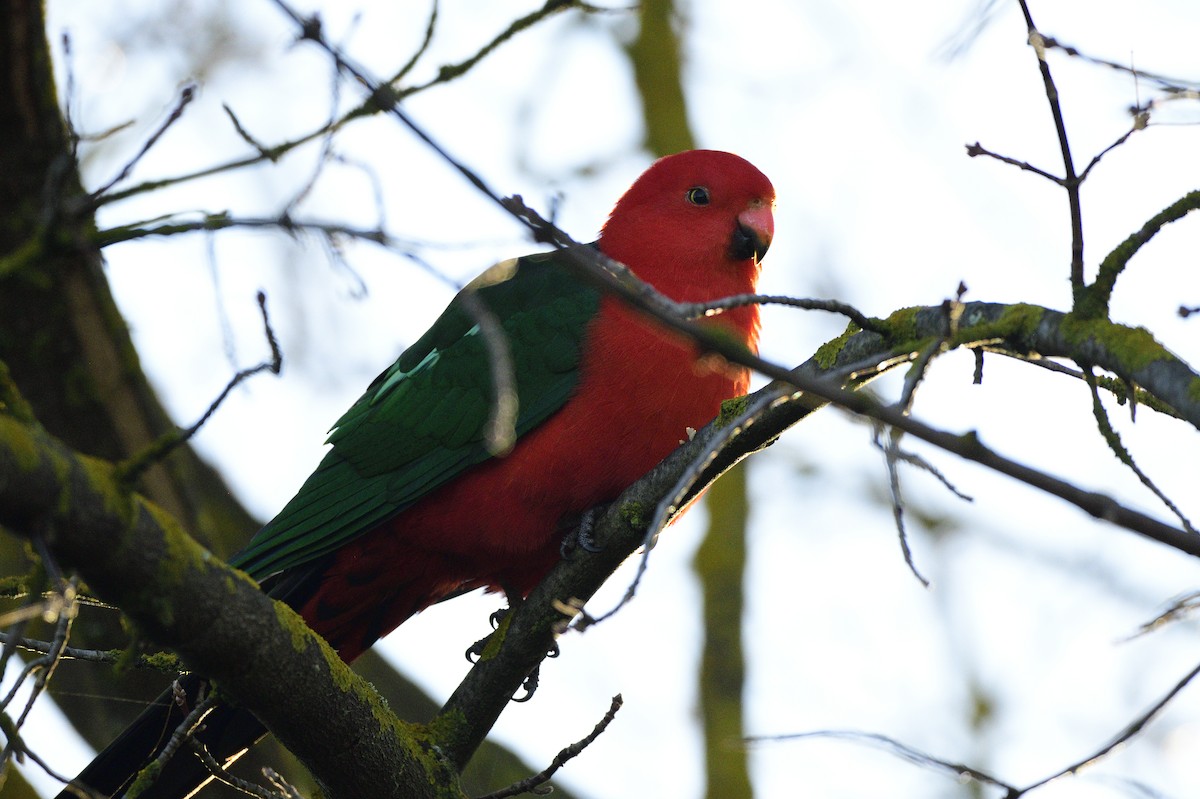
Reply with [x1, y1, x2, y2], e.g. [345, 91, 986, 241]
[1078, 117, 1148, 182]
[1126, 591, 1200, 639]
[1085, 190, 1200, 319]
[142, 682, 219, 783]
[1015, 660, 1200, 795]
[1016, 6, 1085, 301]
[396, 0, 589, 99]
[965, 141, 1063, 184]
[115, 292, 282, 486]
[1082, 366, 1196, 533]
[388, 0, 439, 86]
[88, 85, 197, 201]
[475, 695, 623, 799]
[1038, 35, 1200, 93]
[458, 289, 519, 455]
[873, 424, 931, 587]
[745, 729, 1016, 793]
[0, 633, 180, 670]
[190, 741, 292, 799]
[680, 293, 888, 336]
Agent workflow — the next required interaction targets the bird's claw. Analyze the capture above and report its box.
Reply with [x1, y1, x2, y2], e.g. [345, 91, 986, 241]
[465, 603, 515, 663]
[512, 667, 539, 702]
[560, 506, 606, 558]
[511, 643, 559, 702]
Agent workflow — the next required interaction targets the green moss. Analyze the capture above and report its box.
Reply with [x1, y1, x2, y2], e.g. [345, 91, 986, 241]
[954, 303, 1045, 348]
[813, 322, 861, 370]
[408, 715, 468, 798]
[620, 501, 649, 531]
[0, 574, 28, 598]
[272, 599, 325, 657]
[0, 361, 36, 424]
[716, 395, 749, 428]
[421, 708, 470, 754]
[1189, 377, 1200, 405]
[1058, 314, 1170, 372]
[0, 416, 43, 475]
[138, 500, 215, 628]
[124, 760, 162, 799]
[140, 650, 182, 672]
[475, 610, 512, 662]
[879, 306, 923, 341]
[77, 455, 128, 521]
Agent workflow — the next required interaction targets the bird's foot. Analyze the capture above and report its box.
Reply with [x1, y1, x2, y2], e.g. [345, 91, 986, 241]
[465, 591, 523, 663]
[512, 644, 559, 702]
[560, 505, 607, 558]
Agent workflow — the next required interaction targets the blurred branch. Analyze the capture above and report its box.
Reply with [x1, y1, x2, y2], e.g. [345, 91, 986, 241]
[0, 634, 180, 670]
[1037, 35, 1200, 94]
[745, 729, 1016, 793]
[746, 657, 1200, 795]
[1016, 660, 1200, 796]
[88, 0, 608, 212]
[116, 291, 282, 487]
[395, 0, 599, 97]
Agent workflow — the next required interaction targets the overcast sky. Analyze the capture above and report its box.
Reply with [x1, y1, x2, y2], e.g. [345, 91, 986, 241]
[12, 1, 1200, 797]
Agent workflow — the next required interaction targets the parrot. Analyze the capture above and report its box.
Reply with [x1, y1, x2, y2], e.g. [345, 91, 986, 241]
[60, 149, 775, 798]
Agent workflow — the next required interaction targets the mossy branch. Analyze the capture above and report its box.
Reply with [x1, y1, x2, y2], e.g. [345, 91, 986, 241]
[1078, 190, 1200, 319]
[0, 413, 458, 799]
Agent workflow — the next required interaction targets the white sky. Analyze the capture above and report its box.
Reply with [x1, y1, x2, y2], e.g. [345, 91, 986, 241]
[11, 1, 1200, 797]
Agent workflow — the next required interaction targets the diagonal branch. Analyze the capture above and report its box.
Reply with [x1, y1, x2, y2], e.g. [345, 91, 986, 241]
[0, 414, 453, 799]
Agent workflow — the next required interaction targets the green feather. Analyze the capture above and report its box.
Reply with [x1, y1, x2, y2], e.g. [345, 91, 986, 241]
[230, 247, 601, 580]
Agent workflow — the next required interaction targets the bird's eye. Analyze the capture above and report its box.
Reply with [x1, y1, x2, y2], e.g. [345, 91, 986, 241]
[686, 187, 710, 206]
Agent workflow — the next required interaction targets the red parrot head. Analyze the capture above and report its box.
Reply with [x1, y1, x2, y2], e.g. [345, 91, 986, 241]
[597, 149, 775, 302]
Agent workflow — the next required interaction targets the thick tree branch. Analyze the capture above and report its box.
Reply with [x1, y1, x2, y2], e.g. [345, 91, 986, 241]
[0, 414, 456, 799]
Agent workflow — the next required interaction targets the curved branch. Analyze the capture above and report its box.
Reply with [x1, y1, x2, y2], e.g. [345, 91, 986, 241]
[0, 415, 454, 799]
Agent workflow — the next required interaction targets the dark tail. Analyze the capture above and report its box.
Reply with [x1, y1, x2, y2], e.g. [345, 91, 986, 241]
[57, 674, 267, 799]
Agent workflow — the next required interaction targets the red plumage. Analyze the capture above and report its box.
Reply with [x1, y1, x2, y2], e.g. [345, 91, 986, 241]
[60, 149, 775, 799]
[301, 150, 775, 660]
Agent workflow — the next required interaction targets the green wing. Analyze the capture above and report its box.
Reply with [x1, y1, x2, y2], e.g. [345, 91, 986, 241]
[230, 248, 601, 581]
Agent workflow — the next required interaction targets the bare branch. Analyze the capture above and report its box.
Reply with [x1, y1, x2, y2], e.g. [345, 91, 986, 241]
[475, 695, 623, 799]
[0, 633, 180, 670]
[1038, 35, 1200, 93]
[1015, 6, 1086, 301]
[87, 85, 197, 201]
[1078, 117, 1148, 182]
[680, 293, 888, 336]
[744, 729, 1016, 793]
[1016, 660, 1200, 795]
[115, 292, 282, 486]
[965, 141, 1063, 184]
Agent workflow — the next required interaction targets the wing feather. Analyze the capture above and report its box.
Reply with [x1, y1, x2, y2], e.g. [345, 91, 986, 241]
[231, 248, 600, 580]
